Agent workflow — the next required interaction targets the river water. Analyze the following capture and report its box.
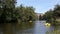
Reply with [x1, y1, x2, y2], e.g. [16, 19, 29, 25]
[0, 20, 60, 34]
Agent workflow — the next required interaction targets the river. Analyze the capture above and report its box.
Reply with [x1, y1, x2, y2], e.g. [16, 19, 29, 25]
[0, 20, 60, 34]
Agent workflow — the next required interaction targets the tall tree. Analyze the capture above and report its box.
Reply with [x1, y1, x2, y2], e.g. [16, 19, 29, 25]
[53, 4, 60, 18]
[0, 0, 17, 23]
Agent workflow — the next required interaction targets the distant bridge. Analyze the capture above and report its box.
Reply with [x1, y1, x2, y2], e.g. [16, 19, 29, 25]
[35, 13, 44, 20]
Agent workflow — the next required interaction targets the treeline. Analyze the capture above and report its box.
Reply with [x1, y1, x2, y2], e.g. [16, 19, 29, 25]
[0, 0, 36, 23]
[42, 4, 60, 25]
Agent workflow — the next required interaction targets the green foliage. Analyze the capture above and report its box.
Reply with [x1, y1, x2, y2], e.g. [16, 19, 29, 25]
[0, 0, 36, 23]
[15, 5, 36, 23]
[39, 15, 42, 20]
[53, 4, 60, 18]
[0, 0, 17, 23]
[42, 4, 60, 25]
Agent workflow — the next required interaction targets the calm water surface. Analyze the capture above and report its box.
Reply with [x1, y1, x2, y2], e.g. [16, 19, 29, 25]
[0, 20, 60, 34]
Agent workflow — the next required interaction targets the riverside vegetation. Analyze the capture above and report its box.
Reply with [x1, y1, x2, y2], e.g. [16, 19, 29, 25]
[39, 4, 60, 26]
[0, 0, 37, 24]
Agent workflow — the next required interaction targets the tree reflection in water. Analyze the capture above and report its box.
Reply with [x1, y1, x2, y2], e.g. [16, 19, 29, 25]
[46, 26, 60, 34]
[0, 22, 34, 34]
[0, 21, 60, 34]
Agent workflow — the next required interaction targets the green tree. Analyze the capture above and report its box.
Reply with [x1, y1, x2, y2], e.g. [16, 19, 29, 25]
[0, 0, 17, 23]
[43, 4, 60, 25]
[15, 4, 36, 23]
[53, 4, 60, 18]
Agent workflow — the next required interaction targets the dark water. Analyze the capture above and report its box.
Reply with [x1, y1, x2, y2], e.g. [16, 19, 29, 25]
[0, 20, 60, 34]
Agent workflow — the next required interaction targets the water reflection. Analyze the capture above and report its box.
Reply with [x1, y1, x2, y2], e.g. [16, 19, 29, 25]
[34, 21, 46, 34]
[51, 26, 60, 34]
[0, 21, 60, 34]
[0, 22, 34, 34]
[46, 24, 60, 34]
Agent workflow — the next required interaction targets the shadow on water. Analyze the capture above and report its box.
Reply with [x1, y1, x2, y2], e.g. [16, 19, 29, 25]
[46, 24, 60, 34]
[0, 23, 14, 34]
[0, 22, 34, 34]
[0, 21, 60, 34]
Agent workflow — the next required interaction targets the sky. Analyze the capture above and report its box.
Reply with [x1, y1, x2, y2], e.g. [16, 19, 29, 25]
[16, 0, 60, 14]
